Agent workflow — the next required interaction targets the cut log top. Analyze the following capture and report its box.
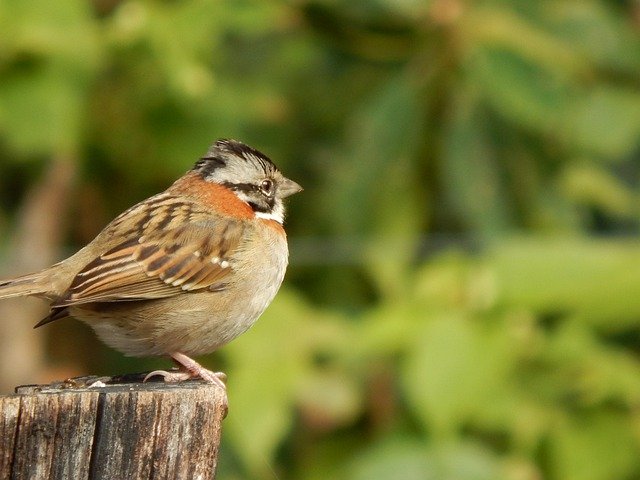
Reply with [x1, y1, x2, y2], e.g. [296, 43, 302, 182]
[0, 373, 226, 480]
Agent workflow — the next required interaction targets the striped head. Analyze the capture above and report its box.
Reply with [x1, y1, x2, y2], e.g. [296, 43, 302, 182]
[192, 139, 302, 224]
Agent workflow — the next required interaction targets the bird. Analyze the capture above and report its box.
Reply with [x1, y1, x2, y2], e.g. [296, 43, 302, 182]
[0, 139, 302, 395]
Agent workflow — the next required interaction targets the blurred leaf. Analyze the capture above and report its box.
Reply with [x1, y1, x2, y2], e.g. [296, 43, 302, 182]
[330, 72, 427, 297]
[401, 312, 513, 436]
[0, 62, 86, 154]
[469, 46, 569, 137]
[346, 439, 434, 480]
[0, 0, 99, 154]
[441, 87, 509, 234]
[352, 303, 416, 361]
[0, 0, 99, 60]
[347, 439, 504, 480]
[562, 86, 640, 157]
[549, 413, 638, 480]
[413, 253, 498, 312]
[297, 368, 362, 431]
[539, 1, 640, 73]
[559, 162, 635, 216]
[222, 288, 349, 476]
[545, 319, 640, 407]
[468, 6, 587, 78]
[222, 290, 310, 476]
[490, 238, 640, 328]
[333, 71, 426, 235]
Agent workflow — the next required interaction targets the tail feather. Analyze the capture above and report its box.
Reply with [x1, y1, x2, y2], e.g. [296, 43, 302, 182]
[0, 271, 52, 299]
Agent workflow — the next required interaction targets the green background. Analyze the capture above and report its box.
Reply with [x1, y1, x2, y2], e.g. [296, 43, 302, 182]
[1, 1, 640, 479]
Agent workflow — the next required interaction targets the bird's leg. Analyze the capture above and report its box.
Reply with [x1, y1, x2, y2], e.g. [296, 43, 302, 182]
[172, 352, 228, 388]
[144, 352, 227, 390]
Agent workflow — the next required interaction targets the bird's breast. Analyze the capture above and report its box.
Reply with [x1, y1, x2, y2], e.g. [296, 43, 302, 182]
[74, 217, 290, 358]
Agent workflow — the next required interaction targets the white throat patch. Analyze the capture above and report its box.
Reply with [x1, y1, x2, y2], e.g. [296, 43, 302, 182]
[255, 208, 284, 224]
[233, 189, 285, 224]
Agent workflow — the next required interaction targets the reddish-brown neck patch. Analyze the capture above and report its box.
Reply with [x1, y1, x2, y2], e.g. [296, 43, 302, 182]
[168, 172, 254, 219]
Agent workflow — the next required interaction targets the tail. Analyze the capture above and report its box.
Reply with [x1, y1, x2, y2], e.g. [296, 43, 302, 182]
[0, 270, 52, 299]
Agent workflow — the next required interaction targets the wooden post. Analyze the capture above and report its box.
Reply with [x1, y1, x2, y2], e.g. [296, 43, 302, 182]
[0, 373, 226, 480]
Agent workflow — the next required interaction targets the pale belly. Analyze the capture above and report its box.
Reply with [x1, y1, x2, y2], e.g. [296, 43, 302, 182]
[71, 225, 288, 357]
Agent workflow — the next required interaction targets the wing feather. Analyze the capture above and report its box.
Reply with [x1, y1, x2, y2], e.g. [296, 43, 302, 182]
[54, 215, 245, 307]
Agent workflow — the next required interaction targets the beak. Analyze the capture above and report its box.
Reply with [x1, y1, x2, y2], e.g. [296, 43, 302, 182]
[278, 177, 303, 198]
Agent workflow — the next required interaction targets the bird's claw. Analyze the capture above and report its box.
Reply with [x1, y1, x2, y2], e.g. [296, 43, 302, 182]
[143, 367, 227, 389]
[143, 369, 190, 383]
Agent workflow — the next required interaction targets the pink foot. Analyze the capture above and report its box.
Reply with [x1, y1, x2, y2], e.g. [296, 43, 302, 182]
[143, 352, 227, 390]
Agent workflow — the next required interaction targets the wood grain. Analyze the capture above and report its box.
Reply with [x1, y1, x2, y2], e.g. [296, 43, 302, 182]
[0, 396, 20, 480]
[1, 374, 226, 480]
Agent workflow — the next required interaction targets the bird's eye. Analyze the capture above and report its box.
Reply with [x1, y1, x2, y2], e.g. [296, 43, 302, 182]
[260, 179, 274, 196]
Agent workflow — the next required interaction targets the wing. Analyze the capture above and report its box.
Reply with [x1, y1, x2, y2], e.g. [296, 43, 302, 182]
[53, 218, 246, 307]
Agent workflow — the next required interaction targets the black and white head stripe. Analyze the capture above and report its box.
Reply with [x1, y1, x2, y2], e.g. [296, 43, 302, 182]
[193, 139, 277, 178]
[189, 138, 301, 224]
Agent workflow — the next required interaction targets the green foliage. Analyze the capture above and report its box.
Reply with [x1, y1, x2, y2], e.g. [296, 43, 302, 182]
[2, 0, 640, 479]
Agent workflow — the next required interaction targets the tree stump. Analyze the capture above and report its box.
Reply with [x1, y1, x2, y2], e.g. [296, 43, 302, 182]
[0, 373, 226, 480]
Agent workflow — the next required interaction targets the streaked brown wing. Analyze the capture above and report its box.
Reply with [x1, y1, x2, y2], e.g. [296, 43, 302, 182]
[54, 219, 246, 307]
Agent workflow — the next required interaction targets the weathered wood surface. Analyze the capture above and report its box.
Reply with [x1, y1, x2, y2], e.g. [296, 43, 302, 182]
[0, 373, 226, 480]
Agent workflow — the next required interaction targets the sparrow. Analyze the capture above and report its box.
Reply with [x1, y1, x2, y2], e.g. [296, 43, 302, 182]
[0, 139, 302, 393]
